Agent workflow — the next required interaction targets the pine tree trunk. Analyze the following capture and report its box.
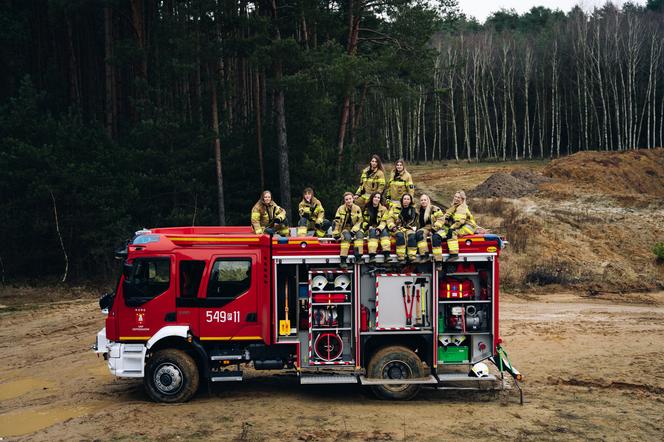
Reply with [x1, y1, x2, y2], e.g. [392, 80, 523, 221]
[104, 6, 116, 138]
[255, 71, 265, 190]
[210, 65, 226, 225]
[271, 0, 292, 218]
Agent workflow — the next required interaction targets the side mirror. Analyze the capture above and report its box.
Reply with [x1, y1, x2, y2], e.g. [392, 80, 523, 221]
[123, 263, 134, 280]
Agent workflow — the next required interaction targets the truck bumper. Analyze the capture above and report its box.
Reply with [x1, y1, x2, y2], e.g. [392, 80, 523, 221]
[93, 328, 146, 378]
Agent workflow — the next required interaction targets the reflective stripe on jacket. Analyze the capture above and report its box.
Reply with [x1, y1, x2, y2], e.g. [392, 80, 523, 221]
[251, 201, 286, 234]
[386, 170, 414, 202]
[362, 204, 389, 231]
[298, 197, 325, 224]
[416, 204, 445, 231]
[444, 202, 477, 230]
[333, 203, 363, 235]
[355, 167, 386, 197]
[386, 204, 417, 232]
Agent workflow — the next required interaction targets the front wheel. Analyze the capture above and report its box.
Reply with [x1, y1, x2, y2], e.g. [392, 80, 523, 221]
[367, 345, 423, 400]
[144, 349, 199, 403]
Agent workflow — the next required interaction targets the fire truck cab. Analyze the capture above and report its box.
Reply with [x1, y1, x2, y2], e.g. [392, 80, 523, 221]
[94, 226, 521, 403]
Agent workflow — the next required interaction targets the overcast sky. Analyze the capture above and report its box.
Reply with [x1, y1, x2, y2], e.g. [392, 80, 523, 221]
[457, 0, 648, 23]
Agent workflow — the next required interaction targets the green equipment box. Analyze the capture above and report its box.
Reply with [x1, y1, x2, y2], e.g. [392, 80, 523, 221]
[438, 345, 469, 364]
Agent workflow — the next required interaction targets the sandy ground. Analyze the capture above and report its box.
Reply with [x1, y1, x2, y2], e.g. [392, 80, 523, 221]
[1, 291, 663, 441]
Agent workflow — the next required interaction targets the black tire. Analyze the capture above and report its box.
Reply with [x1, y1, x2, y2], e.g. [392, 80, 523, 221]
[367, 345, 423, 400]
[144, 349, 199, 403]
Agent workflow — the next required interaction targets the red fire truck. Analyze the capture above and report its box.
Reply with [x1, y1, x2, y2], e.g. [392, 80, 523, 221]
[93, 226, 522, 403]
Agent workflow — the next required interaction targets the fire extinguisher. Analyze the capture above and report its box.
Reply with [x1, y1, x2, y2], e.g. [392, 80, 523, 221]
[360, 305, 369, 331]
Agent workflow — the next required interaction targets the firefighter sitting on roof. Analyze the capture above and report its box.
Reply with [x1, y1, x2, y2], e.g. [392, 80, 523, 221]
[415, 194, 445, 263]
[361, 192, 390, 262]
[385, 193, 418, 262]
[251, 190, 289, 236]
[354, 154, 386, 209]
[385, 159, 414, 208]
[434, 190, 477, 263]
[297, 187, 331, 237]
[333, 192, 363, 267]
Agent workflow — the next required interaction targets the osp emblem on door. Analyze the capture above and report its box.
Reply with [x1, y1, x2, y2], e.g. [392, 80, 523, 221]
[135, 308, 147, 324]
[132, 308, 149, 332]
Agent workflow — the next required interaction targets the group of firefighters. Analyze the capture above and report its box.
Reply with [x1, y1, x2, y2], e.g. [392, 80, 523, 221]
[250, 155, 477, 268]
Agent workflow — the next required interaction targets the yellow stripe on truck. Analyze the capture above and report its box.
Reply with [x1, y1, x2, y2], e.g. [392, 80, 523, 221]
[120, 336, 151, 341]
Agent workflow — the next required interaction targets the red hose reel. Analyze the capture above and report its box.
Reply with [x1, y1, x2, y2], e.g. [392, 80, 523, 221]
[313, 333, 343, 361]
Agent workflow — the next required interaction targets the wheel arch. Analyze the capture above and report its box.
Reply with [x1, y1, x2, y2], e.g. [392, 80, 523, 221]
[146, 327, 209, 380]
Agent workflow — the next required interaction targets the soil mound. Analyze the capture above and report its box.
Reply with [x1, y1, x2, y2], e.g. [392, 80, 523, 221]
[510, 169, 552, 185]
[468, 172, 536, 198]
[543, 148, 664, 196]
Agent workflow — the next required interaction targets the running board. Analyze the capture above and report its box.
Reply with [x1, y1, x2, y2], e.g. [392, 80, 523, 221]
[300, 375, 358, 385]
[210, 351, 247, 361]
[358, 375, 439, 385]
[436, 373, 497, 382]
[210, 370, 243, 382]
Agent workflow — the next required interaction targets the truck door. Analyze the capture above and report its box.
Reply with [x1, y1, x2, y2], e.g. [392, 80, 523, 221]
[198, 252, 261, 342]
[119, 255, 175, 341]
[175, 259, 207, 336]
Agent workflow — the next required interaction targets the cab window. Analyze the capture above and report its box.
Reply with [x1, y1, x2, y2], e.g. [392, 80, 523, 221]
[124, 258, 170, 306]
[206, 259, 251, 307]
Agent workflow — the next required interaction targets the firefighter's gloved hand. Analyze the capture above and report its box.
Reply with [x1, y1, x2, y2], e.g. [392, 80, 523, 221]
[332, 232, 341, 240]
[265, 227, 275, 235]
[314, 222, 323, 230]
[302, 207, 311, 217]
[445, 229, 453, 239]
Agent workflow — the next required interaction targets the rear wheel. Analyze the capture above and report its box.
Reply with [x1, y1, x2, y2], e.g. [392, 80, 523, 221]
[144, 349, 199, 403]
[367, 346, 423, 400]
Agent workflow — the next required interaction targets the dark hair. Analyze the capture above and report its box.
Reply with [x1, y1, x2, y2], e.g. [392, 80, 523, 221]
[400, 193, 412, 208]
[303, 187, 314, 195]
[370, 192, 383, 206]
[369, 154, 384, 172]
[366, 192, 383, 222]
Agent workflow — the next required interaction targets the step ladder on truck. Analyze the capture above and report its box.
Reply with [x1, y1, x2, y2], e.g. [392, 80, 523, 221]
[93, 226, 523, 403]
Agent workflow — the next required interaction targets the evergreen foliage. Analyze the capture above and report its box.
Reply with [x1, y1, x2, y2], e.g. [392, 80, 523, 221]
[0, 1, 662, 280]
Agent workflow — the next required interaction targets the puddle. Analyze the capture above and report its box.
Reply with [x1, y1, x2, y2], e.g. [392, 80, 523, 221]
[0, 405, 90, 437]
[0, 378, 55, 401]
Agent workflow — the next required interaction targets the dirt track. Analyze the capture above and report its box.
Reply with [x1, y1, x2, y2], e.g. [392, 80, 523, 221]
[1, 291, 663, 441]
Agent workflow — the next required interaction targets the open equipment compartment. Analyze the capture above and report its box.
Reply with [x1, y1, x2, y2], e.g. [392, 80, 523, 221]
[306, 268, 355, 366]
[436, 259, 495, 367]
[373, 273, 432, 331]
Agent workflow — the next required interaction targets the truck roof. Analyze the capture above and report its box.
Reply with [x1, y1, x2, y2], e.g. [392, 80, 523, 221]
[129, 227, 502, 256]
